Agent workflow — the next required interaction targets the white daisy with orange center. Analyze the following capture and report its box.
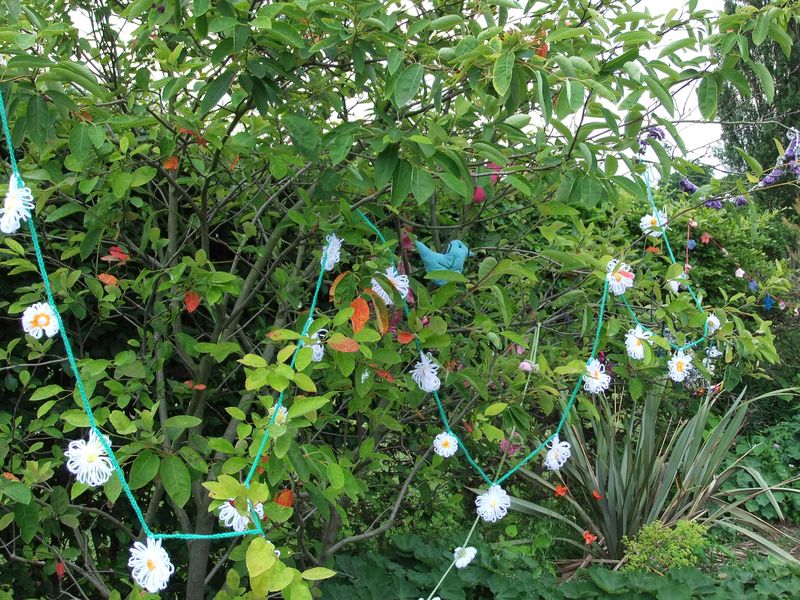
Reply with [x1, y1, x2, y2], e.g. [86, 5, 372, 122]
[411, 352, 441, 393]
[639, 208, 668, 237]
[64, 430, 114, 487]
[605, 259, 635, 296]
[543, 434, 571, 471]
[21, 302, 59, 339]
[624, 325, 652, 360]
[433, 431, 458, 457]
[128, 537, 174, 593]
[667, 350, 693, 382]
[475, 485, 511, 522]
[583, 358, 611, 394]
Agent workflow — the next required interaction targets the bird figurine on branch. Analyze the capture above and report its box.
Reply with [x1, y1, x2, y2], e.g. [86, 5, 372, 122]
[415, 239, 473, 285]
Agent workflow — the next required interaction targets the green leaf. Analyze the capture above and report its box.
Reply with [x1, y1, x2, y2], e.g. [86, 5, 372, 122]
[425, 269, 467, 283]
[697, 77, 718, 120]
[484, 402, 508, 417]
[749, 61, 774, 104]
[287, 396, 330, 419]
[492, 51, 514, 96]
[301, 567, 337, 581]
[200, 69, 236, 113]
[246, 538, 277, 579]
[129, 452, 160, 490]
[0, 478, 31, 504]
[292, 372, 317, 393]
[30, 384, 64, 402]
[327, 463, 344, 489]
[410, 167, 435, 203]
[163, 415, 203, 429]
[159, 455, 191, 508]
[393, 64, 424, 108]
[752, 12, 770, 46]
[284, 113, 320, 160]
[429, 15, 462, 31]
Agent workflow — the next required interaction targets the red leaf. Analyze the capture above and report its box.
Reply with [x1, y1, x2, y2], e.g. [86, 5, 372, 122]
[178, 127, 196, 136]
[184, 380, 207, 391]
[102, 245, 130, 263]
[368, 363, 395, 383]
[329, 270, 351, 301]
[184, 290, 201, 313]
[97, 273, 118, 286]
[327, 333, 360, 353]
[164, 155, 179, 171]
[56, 562, 66, 579]
[275, 488, 294, 508]
[396, 330, 415, 344]
[349, 297, 370, 333]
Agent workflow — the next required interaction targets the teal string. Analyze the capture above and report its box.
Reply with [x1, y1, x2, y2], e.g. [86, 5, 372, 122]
[0, 86, 330, 542]
[356, 209, 609, 488]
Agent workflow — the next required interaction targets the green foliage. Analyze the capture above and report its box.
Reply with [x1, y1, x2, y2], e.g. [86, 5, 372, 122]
[622, 520, 709, 574]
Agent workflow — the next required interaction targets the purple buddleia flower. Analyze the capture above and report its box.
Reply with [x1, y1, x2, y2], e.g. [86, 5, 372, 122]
[646, 126, 666, 141]
[680, 177, 698, 193]
[748, 279, 759, 292]
[704, 199, 723, 209]
[785, 134, 798, 161]
[638, 140, 649, 154]
[788, 161, 800, 178]
[760, 167, 785, 187]
[687, 239, 696, 250]
[733, 195, 748, 206]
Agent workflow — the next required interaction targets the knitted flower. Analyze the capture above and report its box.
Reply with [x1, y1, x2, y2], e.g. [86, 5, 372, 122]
[433, 432, 458, 458]
[748, 279, 759, 292]
[518, 360, 533, 373]
[475, 485, 511, 523]
[639, 209, 669, 237]
[764, 294, 775, 311]
[64, 431, 114, 487]
[22, 302, 59, 339]
[667, 350, 693, 382]
[309, 329, 326, 362]
[128, 538, 174, 594]
[733, 195, 748, 206]
[666, 273, 687, 294]
[268, 405, 288, 426]
[322, 234, 342, 271]
[706, 314, 721, 335]
[605, 259, 635, 296]
[760, 167, 784, 187]
[0, 176, 34, 234]
[735, 268, 745, 278]
[543, 435, 571, 471]
[371, 266, 410, 306]
[624, 325, 652, 360]
[687, 239, 696, 250]
[453, 546, 477, 569]
[583, 358, 610, 394]
[411, 353, 441, 393]
[218, 500, 264, 532]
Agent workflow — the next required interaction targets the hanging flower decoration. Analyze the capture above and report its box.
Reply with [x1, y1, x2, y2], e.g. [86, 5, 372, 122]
[605, 259, 635, 296]
[583, 531, 598, 545]
[0, 176, 34, 234]
[218, 500, 264, 532]
[128, 538, 175, 593]
[554, 484, 568, 498]
[64, 430, 115, 487]
[667, 350, 693, 382]
[748, 279, 759, 292]
[371, 266, 410, 306]
[639, 208, 669, 237]
[543, 434, 571, 471]
[322, 233, 342, 271]
[706, 314, 721, 335]
[592, 489, 603, 501]
[475, 485, 511, 523]
[309, 329, 326, 362]
[666, 273, 687, 294]
[735, 268, 745, 278]
[624, 325, 652, 360]
[268, 405, 288, 426]
[411, 353, 441, 393]
[453, 546, 477, 569]
[583, 358, 610, 394]
[21, 302, 59, 339]
[433, 431, 459, 458]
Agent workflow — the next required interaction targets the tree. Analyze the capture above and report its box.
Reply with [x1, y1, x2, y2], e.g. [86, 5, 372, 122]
[0, 1, 796, 597]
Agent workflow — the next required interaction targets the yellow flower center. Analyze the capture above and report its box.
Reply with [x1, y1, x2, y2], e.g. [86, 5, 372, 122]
[676, 361, 685, 373]
[614, 273, 622, 282]
[636, 339, 642, 347]
[650, 218, 658, 226]
[489, 498, 498, 508]
[441, 440, 451, 448]
[593, 369, 600, 379]
[85, 451, 98, 464]
[147, 559, 156, 571]
[33, 313, 50, 327]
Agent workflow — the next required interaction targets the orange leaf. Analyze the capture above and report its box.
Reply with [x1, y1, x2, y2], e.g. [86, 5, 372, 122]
[329, 270, 351, 301]
[184, 380, 207, 391]
[349, 297, 370, 333]
[363, 289, 389, 334]
[164, 155, 179, 171]
[97, 273, 118, 286]
[396, 330, 414, 344]
[327, 333, 360, 353]
[184, 290, 201, 313]
[275, 488, 294, 507]
[369, 364, 395, 383]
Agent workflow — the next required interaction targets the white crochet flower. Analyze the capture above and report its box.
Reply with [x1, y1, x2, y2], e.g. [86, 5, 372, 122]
[543, 434, 571, 471]
[475, 485, 511, 523]
[625, 325, 652, 360]
[371, 266, 410, 306]
[433, 431, 458, 458]
[706, 314, 721, 335]
[309, 329, 326, 362]
[128, 538, 174, 594]
[268, 405, 288, 426]
[605, 259, 635, 296]
[666, 273, 687, 294]
[322, 234, 342, 271]
[667, 350, 693, 382]
[218, 499, 264, 532]
[411, 353, 441, 393]
[639, 208, 668, 237]
[583, 358, 610, 394]
[21, 302, 59, 339]
[0, 176, 34, 234]
[64, 430, 114, 487]
[453, 546, 477, 569]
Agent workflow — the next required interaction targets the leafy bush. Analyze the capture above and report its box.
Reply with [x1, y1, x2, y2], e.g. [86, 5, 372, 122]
[622, 520, 708, 574]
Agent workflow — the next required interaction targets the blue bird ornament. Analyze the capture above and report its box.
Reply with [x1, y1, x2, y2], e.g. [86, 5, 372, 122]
[415, 239, 473, 286]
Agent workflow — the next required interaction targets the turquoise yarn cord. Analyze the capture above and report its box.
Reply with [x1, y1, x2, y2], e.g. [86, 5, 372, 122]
[356, 209, 609, 488]
[0, 87, 330, 542]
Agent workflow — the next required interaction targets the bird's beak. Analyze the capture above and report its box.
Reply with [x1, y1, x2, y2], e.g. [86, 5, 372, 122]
[468, 249, 475, 257]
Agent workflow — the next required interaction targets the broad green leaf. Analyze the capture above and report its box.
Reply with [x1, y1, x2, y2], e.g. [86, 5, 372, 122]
[163, 415, 203, 429]
[246, 538, 276, 579]
[301, 567, 337, 581]
[129, 452, 160, 490]
[200, 70, 236, 113]
[160, 456, 191, 508]
[748, 61, 774, 104]
[697, 77, 718, 120]
[394, 64, 424, 108]
[492, 51, 514, 96]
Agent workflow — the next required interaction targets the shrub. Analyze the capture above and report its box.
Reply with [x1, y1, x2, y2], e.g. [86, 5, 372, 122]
[622, 520, 708, 574]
